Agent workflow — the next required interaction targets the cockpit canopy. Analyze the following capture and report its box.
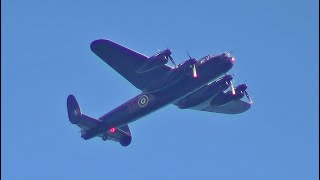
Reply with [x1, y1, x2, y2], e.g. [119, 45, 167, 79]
[197, 52, 234, 65]
[198, 54, 218, 63]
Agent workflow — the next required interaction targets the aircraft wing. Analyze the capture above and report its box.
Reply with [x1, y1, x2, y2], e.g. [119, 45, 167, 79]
[90, 39, 173, 90]
[175, 99, 251, 114]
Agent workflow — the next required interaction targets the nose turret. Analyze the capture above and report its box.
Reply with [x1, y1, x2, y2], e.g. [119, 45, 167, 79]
[221, 52, 236, 64]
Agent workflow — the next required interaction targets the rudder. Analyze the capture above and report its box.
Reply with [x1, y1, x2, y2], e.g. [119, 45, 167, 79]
[67, 95, 82, 124]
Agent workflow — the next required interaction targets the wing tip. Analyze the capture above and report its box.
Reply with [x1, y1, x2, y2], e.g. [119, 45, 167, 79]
[90, 39, 115, 51]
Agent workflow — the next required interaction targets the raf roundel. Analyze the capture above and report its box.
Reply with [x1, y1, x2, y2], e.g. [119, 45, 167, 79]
[138, 95, 149, 107]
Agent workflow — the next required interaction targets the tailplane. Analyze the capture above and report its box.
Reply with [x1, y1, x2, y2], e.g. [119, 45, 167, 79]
[67, 94, 102, 130]
[66, 94, 132, 146]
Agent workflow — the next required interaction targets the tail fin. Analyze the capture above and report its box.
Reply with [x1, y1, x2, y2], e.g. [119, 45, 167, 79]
[67, 95, 82, 124]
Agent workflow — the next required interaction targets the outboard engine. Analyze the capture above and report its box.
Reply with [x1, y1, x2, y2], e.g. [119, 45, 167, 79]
[210, 84, 248, 106]
[136, 49, 173, 73]
[176, 75, 233, 109]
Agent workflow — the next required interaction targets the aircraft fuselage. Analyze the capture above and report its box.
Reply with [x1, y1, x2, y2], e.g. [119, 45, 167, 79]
[81, 54, 234, 140]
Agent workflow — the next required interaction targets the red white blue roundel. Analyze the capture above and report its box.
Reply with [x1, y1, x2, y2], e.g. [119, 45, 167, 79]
[138, 95, 149, 107]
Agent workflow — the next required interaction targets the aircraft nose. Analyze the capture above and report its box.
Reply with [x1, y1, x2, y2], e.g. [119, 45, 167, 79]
[221, 52, 236, 64]
[230, 57, 236, 64]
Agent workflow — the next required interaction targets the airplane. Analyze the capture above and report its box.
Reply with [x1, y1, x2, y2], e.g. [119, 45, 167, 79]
[67, 39, 252, 147]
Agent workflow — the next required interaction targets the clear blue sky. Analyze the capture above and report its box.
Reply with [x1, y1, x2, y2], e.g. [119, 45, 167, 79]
[2, 0, 319, 179]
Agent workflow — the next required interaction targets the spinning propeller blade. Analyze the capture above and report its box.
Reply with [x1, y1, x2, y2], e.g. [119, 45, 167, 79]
[230, 80, 236, 95]
[186, 51, 192, 59]
[168, 55, 176, 67]
[224, 74, 235, 95]
[185, 51, 198, 78]
[244, 90, 253, 103]
[193, 64, 198, 78]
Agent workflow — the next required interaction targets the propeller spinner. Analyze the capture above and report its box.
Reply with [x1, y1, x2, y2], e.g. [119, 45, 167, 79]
[225, 74, 252, 103]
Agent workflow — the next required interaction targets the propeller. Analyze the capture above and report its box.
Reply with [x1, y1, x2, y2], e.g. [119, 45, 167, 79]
[186, 51, 192, 59]
[225, 74, 236, 95]
[244, 90, 253, 104]
[192, 64, 198, 78]
[233, 83, 253, 104]
[167, 54, 176, 67]
[186, 51, 198, 78]
[162, 49, 176, 68]
[229, 80, 236, 95]
[224, 73, 252, 103]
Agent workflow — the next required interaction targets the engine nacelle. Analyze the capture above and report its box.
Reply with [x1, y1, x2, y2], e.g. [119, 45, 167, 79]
[210, 84, 247, 106]
[175, 58, 198, 75]
[156, 58, 198, 88]
[176, 75, 233, 109]
[136, 49, 171, 73]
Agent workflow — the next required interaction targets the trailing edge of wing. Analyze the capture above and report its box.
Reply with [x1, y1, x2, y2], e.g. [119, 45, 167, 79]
[191, 99, 251, 114]
[199, 100, 251, 114]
